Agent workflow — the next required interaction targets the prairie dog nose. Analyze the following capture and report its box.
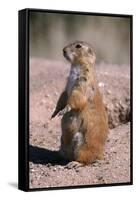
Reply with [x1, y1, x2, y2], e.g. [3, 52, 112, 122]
[63, 48, 66, 54]
[63, 48, 67, 57]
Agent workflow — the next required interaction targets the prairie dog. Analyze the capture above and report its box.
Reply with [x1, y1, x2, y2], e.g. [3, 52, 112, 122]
[51, 41, 109, 164]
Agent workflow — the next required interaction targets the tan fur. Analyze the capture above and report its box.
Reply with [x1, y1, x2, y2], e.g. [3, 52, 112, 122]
[52, 41, 109, 164]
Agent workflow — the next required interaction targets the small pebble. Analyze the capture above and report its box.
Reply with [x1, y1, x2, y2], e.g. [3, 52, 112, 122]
[98, 82, 105, 88]
[40, 99, 46, 104]
[43, 123, 48, 128]
[98, 176, 104, 181]
[45, 94, 50, 97]
[75, 168, 80, 173]
[105, 161, 110, 164]
[54, 91, 58, 96]
[107, 90, 111, 95]
[46, 163, 51, 167]
[53, 167, 57, 171]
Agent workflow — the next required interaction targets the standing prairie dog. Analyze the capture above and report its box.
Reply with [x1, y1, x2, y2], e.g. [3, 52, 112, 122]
[51, 41, 109, 164]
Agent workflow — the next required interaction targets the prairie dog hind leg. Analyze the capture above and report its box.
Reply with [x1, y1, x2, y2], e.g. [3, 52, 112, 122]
[60, 110, 84, 161]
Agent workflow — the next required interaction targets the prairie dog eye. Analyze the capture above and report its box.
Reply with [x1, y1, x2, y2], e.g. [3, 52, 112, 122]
[75, 44, 82, 49]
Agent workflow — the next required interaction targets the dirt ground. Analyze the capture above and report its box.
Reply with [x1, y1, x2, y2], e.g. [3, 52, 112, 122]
[29, 58, 131, 189]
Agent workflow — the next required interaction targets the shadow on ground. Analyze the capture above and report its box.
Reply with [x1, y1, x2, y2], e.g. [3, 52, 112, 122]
[29, 145, 69, 166]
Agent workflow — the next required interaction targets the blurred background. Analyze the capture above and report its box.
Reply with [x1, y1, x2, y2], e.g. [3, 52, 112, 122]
[29, 11, 131, 65]
[29, 11, 131, 188]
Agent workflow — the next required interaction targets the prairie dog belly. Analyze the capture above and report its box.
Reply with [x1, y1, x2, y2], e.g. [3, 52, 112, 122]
[66, 66, 80, 96]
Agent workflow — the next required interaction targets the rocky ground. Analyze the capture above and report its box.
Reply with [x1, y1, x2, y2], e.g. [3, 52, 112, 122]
[29, 58, 131, 189]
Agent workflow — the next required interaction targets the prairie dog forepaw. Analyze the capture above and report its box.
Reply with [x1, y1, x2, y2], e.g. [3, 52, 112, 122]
[58, 105, 71, 116]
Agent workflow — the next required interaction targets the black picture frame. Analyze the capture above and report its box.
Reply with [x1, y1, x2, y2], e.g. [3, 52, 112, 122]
[18, 8, 133, 192]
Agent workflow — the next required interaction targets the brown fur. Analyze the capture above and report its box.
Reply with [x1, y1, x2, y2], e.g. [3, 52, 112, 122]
[52, 41, 109, 164]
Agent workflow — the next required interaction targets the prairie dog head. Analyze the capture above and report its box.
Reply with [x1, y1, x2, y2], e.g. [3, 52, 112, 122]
[63, 41, 96, 65]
